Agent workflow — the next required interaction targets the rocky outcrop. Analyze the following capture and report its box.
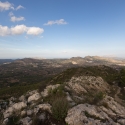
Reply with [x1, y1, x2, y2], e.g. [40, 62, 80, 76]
[19, 95, 26, 102]
[3, 102, 27, 119]
[1, 76, 125, 125]
[1, 87, 54, 125]
[21, 110, 26, 116]
[27, 110, 33, 116]
[102, 96, 125, 116]
[13, 102, 27, 110]
[65, 103, 123, 125]
[28, 93, 41, 103]
[20, 117, 32, 125]
[65, 94, 125, 125]
[67, 76, 110, 94]
[34, 103, 52, 114]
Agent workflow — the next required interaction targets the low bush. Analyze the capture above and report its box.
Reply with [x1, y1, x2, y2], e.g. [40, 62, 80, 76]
[7, 115, 20, 125]
[52, 97, 69, 121]
[93, 91, 104, 104]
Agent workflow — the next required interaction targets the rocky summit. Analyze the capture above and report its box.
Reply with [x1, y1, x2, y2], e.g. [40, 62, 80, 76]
[0, 66, 125, 125]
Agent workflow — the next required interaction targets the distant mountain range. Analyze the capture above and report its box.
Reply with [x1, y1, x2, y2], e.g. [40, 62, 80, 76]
[0, 56, 125, 67]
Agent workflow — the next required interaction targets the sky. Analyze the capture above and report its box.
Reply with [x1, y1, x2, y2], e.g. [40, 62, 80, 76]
[0, 0, 125, 59]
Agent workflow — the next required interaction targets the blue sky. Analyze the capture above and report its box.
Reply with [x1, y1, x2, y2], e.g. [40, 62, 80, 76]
[0, 0, 125, 59]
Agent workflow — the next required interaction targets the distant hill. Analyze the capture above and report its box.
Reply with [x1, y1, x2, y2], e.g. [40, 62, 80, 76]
[0, 56, 125, 88]
[0, 59, 15, 65]
[69, 56, 125, 66]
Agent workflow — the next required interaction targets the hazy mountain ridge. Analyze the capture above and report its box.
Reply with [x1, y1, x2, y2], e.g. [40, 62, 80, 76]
[1, 56, 125, 67]
[70, 56, 125, 66]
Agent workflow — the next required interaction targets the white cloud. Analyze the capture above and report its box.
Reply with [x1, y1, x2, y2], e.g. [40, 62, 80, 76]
[27, 27, 44, 35]
[0, 1, 24, 11]
[11, 25, 27, 35]
[16, 5, 24, 10]
[9, 12, 25, 22]
[10, 16, 25, 22]
[0, 25, 10, 36]
[44, 19, 67, 26]
[0, 1, 14, 11]
[0, 25, 44, 36]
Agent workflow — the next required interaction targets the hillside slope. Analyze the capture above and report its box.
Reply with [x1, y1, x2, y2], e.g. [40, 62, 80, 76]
[0, 56, 125, 88]
[0, 66, 125, 125]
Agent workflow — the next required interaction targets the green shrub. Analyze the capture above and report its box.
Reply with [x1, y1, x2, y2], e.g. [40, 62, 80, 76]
[7, 115, 20, 125]
[49, 85, 64, 95]
[93, 92, 104, 104]
[52, 97, 69, 121]
[0, 112, 3, 121]
[84, 111, 90, 117]
[119, 69, 125, 87]
[43, 84, 66, 105]
[0, 83, 40, 99]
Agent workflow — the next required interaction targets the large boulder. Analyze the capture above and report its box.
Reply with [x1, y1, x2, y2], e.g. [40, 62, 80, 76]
[12, 102, 27, 110]
[102, 96, 125, 117]
[20, 117, 32, 125]
[3, 107, 13, 118]
[67, 76, 109, 94]
[21, 110, 27, 117]
[19, 95, 26, 102]
[27, 110, 33, 116]
[65, 104, 122, 125]
[28, 93, 41, 103]
[34, 103, 52, 114]
[3, 102, 27, 118]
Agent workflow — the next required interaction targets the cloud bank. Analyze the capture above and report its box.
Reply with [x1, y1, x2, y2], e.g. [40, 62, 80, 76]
[44, 19, 67, 26]
[0, 25, 44, 36]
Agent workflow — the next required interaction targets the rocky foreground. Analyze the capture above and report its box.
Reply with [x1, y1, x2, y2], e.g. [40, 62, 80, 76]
[0, 76, 125, 125]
